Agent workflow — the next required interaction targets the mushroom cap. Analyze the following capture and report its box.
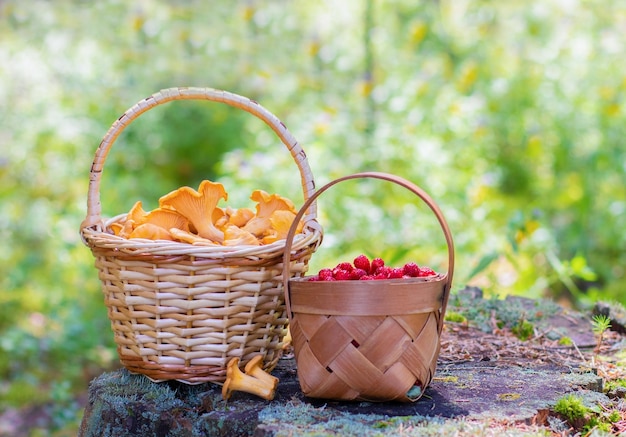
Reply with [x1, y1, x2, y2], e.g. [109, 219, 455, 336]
[159, 180, 228, 243]
[244, 355, 265, 374]
[244, 355, 279, 389]
[244, 190, 298, 238]
[242, 217, 271, 238]
[227, 207, 255, 228]
[143, 208, 190, 233]
[250, 190, 296, 217]
[170, 228, 219, 245]
[223, 225, 260, 246]
[129, 223, 174, 240]
[110, 219, 135, 238]
[128, 201, 148, 224]
[261, 210, 302, 244]
[110, 222, 124, 236]
[221, 357, 241, 401]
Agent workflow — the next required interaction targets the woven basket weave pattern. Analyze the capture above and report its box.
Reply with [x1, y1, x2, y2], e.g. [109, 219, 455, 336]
[81, 87, 322, 384]
[290, 304, 441, 401]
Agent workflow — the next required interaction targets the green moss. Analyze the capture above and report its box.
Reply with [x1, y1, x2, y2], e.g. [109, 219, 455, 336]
[551, 390, 625, 435]
[557, 336, 573, 346]
[511, 320, 534, 341]
[604, 378, 626, 392]
[444, 312, 467, 323]
[583, 416, 611, 434]
[608, 410, 621, 423]
[553, 394, 588, 422]
[258, 399, 395, 436]
[434, 376, 459, 384]
[82, 369, 233, 437]
[448, 293, 561, 334]
[497, 393, 521, 401]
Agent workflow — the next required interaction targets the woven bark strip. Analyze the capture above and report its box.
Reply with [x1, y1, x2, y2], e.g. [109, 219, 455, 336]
[283, 172, 454, 402]
[81, 88, 322, 384]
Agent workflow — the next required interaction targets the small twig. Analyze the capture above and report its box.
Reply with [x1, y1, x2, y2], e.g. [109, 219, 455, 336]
[571, 340, 587, 364]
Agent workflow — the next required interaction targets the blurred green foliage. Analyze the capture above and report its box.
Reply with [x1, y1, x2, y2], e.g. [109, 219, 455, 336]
[1, 0, 625, 432]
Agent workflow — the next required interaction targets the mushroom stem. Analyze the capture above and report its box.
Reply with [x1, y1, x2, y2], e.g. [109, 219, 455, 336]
[244, 355, 279, 389]
[222, 357, 276, 401]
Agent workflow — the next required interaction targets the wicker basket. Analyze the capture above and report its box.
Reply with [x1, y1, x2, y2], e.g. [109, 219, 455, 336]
[282, 172, 454, 402]
[80, 87, 322, 384]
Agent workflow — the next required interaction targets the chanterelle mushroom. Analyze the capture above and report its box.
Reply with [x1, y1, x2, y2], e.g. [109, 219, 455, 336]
[224, 225, 260, 246]
[144, 208, 190, 232]
[262, 210, 303, 244]
[169, 228, 219, 246]
[159, 180, 227, 243]
[243, 190, 297, 237]
[110, 201, 146, 237]
[128, 201, 149, 225]
[222, 357, 276, 401]
[129, 223, 175, 240]
[244, 355, 279, 389]
[110, 219, 135, 238]
[226, 207, 255, 228]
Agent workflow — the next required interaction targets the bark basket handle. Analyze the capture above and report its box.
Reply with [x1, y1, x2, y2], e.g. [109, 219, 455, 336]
[81, 87, 317, 232]
[282, 171, 454, 332]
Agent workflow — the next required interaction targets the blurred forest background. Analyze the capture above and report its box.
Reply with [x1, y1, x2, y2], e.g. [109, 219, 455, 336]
[1, 0, 625, 434]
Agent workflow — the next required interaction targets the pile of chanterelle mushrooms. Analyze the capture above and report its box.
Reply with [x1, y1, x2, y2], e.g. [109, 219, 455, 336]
[110, 179, 303, 245]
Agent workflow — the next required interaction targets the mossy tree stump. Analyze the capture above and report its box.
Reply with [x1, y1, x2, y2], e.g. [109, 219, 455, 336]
[79, 357, 605, 437]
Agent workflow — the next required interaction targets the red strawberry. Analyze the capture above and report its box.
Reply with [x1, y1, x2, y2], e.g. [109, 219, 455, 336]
[333, 269, 352, 281]
[370, 258, 385, 274]
[353, 255, 371, 273]
[375, 266, 392, 277]
[359, 275, 375, 280]
[350, 268, 368, 280]
[418, 267, 436, 277]
[402, 262, 420, 277]
[336, 262, 354, 272]
[318, 268, 334, 281]
[388, 268, 404, 279]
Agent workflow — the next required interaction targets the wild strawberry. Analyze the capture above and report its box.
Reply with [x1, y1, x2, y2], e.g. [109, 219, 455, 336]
[359, 275, 375, 280]
[353, 255, 371, 273]
[350, 268, 368, 280]
[402, 262, 420, 278]
[375, 266, 392, 277]
[418, 267, 436, 277]
[370, 258, 385, 274]
[336, 262, 354, 272]
[333, 269, 352, 281]
[318, 268, 334, 281]
[388, 268, 404, 279]
[374, 272, 389, 280]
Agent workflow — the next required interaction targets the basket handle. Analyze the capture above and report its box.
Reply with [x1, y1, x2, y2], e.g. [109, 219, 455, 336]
[282, 172, 454, 332]
[81, 87, 317, 231]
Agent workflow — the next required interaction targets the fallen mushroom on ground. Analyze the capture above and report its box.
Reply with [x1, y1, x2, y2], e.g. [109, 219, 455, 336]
[109, 180, 303, 245]
[221, 356, 278, 401]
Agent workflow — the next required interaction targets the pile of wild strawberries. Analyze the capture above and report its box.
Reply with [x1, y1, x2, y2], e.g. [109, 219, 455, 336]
[308, 254, 437, 281]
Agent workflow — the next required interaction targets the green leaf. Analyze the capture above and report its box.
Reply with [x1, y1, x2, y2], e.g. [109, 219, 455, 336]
[464, 252, 500, 283]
